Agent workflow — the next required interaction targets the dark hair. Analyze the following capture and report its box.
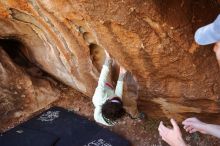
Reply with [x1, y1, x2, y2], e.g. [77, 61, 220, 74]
[101, 97, 126, 123]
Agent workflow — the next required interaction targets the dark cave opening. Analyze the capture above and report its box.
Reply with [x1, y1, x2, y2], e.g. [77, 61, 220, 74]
[0, 38, 30, 68]
[0, 38, 48, 78]
[0, 38, 62, 85]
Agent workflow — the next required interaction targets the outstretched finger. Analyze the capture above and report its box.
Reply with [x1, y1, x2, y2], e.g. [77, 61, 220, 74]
[170, 118, 179, 130]
[158, 121, 164, 132]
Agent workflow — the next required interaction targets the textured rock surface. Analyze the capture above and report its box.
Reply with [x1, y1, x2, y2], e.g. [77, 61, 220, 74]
[0, 0, 220, 123]
[0, 44, 59, 131]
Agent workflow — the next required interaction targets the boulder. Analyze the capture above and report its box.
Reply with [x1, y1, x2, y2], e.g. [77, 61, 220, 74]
[0, 0, 220, 122]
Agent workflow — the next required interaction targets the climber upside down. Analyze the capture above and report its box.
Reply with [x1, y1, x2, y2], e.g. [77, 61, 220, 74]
[92, 50, 127, 126]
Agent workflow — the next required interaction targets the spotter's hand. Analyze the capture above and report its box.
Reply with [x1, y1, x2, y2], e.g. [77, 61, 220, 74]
[158, 119, 186, 146]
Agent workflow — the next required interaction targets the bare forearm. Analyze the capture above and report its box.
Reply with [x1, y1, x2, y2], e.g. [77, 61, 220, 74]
[205, 124, 220, 138]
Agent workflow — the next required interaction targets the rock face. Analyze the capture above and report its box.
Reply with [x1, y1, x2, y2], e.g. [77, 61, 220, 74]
[0, 0, 220, 122]
[0, 43, 59, 131]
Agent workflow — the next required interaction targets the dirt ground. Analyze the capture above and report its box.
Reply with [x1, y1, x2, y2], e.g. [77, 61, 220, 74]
[52, 84, 220, 146]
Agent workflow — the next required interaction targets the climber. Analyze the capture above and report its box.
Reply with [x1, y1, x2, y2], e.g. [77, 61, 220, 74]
[92, 50, 127, 126]
[158, 14, 220, 146]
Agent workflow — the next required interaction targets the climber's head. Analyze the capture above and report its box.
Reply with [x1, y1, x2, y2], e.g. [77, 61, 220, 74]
[101, 97, 126, 124]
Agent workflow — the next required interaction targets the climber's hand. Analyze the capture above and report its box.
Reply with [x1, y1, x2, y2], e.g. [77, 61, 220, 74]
[120, 66, 127, 74]
[105, 50, 111, 59]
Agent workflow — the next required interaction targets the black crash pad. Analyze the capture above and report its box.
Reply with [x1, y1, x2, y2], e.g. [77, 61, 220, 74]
[0, 107, 131, 146]
[0, 126, 59, 146]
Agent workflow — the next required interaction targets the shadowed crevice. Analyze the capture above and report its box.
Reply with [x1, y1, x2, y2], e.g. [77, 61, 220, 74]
[0, 38, 30, 68]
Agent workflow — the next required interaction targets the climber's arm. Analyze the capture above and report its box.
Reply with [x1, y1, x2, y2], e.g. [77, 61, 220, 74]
[93, 55, 112, 106]
[115, 66, 127, 98]
[97, 57, 112, 88]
